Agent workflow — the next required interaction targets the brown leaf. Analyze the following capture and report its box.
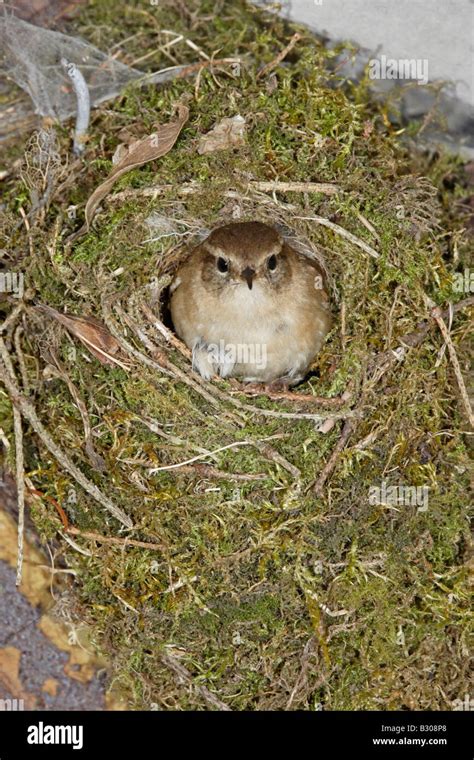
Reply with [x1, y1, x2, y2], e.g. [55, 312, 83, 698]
[36, 304, 129, 370]
[197, 115, 246, 155]
[84, 104, 189, 230]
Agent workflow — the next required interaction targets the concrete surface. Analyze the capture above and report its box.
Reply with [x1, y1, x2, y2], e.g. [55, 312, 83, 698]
[0, 559, 106, 711]
[0, 477, 105, 711]
[258, 0, 474, 154]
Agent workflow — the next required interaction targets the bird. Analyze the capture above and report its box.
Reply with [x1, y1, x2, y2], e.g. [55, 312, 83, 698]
[170, 221, 332, 387]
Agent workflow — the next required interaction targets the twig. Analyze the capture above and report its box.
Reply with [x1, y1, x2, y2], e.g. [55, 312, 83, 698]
[65, 527, 165, 552]
[173, 464, 267, 481]
[0, 426, 10, 451]
[140, 303, 192, 360]
[256, 32, 302, 80]
[13, 406, 25, 586]
[428, 300, 474, 428]
[286, 636, 315, 709]
[149, 436, 283, 474]
[110, 301, 242, 419]
[59, 530, 93, 557]
[100, 297, 175, 378]
[28, 486, 69, 529]
[251, 180, 339, 196]
[107, 179, 338, 205]
[47, 351, 106, 473]
[356, 212, 381, 243]
[143, 57, 241, 84]
[140, 404, 295, 479]
[160, 651, 231, 711]
[369, 296, 474, 383]
[134, 415, 271, 480]
[13, 326, 29, 393]
[0, 302, 23, 335]
[295, 215, 380, 259]
[61, 59, 90, 156]
[18, 206, 34, 257]
[0, 337, 132, 528]
[229, 383, 347, 407]
[134, 415, 265, 479]
[253, 439, 301, 479]
[226, 401, 354, 424]
[134, 414, 217, 456]
[308, 419, 355, 494]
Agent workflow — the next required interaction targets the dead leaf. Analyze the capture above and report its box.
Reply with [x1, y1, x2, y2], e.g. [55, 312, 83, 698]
[197, 114, 246, 155]
[0, 646, 36, 707]
[36, 304, 129, 370]
[111, 142, 130, 165]
[84, 104, 189, 230]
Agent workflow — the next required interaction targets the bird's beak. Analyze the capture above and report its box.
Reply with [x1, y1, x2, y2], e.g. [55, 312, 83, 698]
[241, 266, 255, 290]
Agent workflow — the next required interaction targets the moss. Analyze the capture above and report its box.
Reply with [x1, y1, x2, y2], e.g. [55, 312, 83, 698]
[0, 0, 472, 711]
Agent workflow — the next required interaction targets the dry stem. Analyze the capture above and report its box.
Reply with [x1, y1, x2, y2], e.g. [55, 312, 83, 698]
[13, 406, 25, 586]
[0, 337, 133, 528]
[428, 301, 474, 428]
[256, 32, 302, 80]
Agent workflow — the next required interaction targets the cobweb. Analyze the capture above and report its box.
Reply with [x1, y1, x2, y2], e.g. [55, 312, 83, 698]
[0, 11, 144, 121]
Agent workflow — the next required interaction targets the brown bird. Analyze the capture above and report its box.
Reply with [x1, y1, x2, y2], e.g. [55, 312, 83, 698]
[170, 221, 332, 386]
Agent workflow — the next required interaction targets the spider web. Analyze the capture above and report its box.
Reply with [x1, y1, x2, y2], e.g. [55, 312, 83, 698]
[0, 11, 143, 120]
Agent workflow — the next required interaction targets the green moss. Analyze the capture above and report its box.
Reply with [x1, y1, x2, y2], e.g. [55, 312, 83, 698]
[0, 0, 472, 712]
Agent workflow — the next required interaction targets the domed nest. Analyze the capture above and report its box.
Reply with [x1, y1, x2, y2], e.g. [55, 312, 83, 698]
[0, 0, 471, 711]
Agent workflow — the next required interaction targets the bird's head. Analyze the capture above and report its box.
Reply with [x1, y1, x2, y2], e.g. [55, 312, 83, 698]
[199, 221, 292, 293]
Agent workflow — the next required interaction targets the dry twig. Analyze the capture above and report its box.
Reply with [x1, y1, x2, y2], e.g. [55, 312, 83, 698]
[160, 651, 231, 711]
[46, 351, 106, 473]
[13, 406, 25, 586]
[428, 300, 474, 428]
[256, 32, 302, 80]
[307, 296, 474, 496]
[0, 337, 132, 528]
[229, 382, 347, 407]
[309, 419, 355, 494]
[65, 527, 165, 552]
[148, 435, 285, 474]
[296, 215, 380, 259]
[251, 180, 339, 196]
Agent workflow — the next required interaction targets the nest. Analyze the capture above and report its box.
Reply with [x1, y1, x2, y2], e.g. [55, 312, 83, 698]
[0, 0, 472, 712]
[145, 196, 337, 315]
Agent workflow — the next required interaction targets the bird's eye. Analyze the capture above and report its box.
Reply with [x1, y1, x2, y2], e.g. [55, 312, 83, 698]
[216, 257, 229, 273]
[267, 254, 277, 271]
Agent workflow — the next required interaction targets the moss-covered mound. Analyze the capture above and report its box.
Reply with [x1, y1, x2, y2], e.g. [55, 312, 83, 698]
[0, 0, 472, 710]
